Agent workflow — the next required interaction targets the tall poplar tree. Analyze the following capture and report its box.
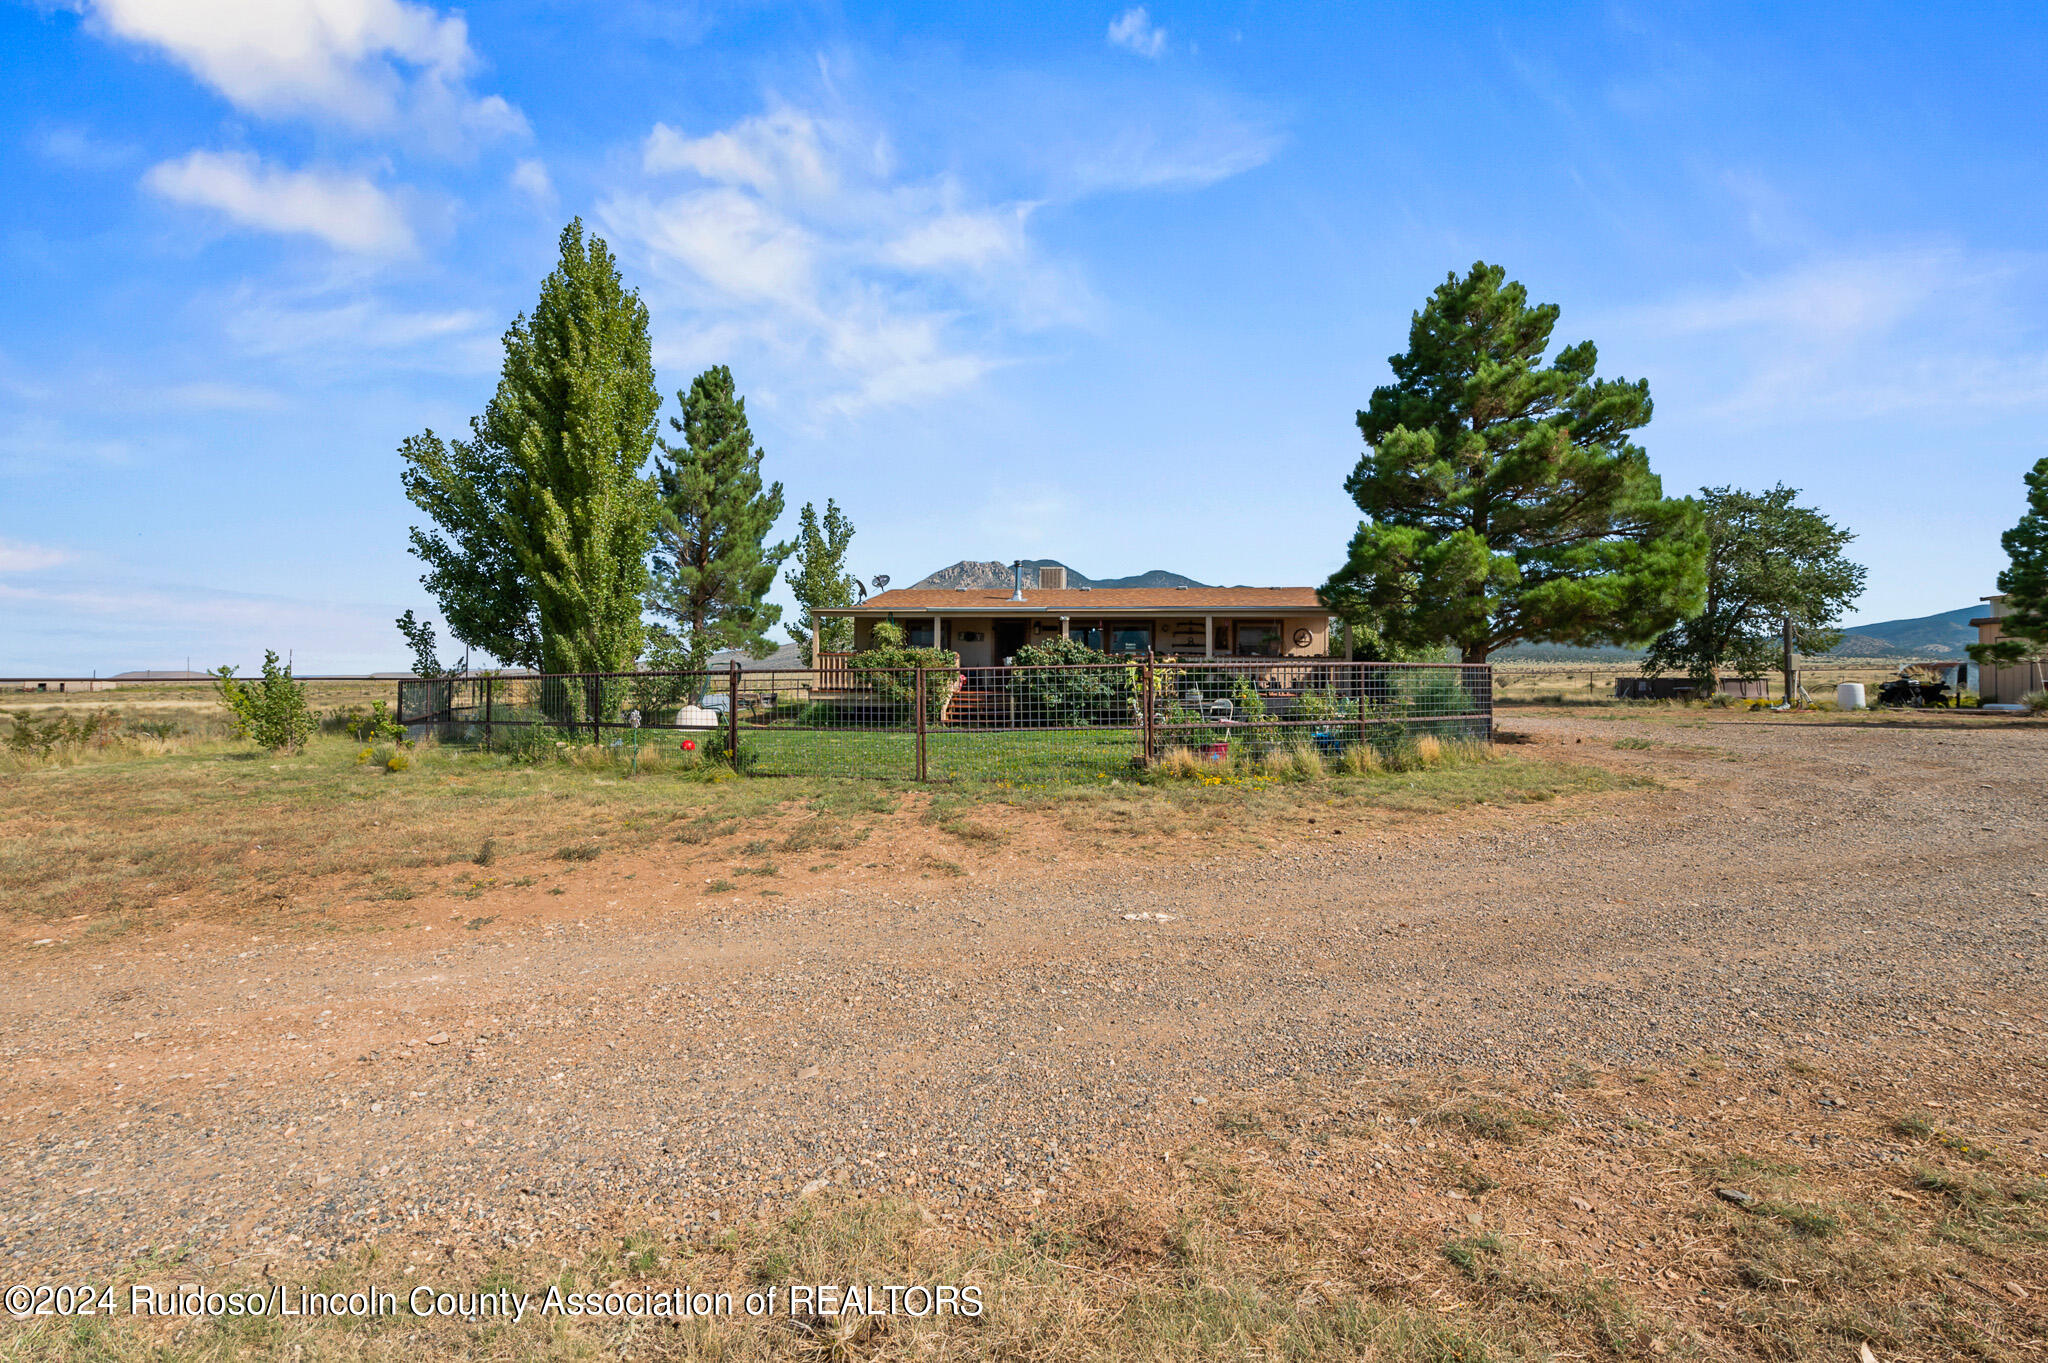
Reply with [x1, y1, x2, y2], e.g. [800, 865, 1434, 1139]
[783, 499, 858, 655]
[1970, 453, 2048, 665]
[645, 366, 790, 670]
[401, 219, 659, 674]
[1324, 262, 1706, 664]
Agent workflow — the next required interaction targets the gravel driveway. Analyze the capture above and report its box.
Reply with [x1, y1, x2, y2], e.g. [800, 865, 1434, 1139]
[3, 710, 2043, 1275]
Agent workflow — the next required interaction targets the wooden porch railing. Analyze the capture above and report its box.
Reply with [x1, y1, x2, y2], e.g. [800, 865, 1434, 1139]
[814, 651, 855, 691]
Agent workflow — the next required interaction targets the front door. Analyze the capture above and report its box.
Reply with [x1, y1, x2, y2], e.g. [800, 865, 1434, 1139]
[993, 620, 1028, 665]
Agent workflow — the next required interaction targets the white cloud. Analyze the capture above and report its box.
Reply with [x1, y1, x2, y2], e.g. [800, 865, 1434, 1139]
[885, 208, 1030, 272]
[608, 84, 1273, 416]
[609, 104, 1080, 415]
[644, 108, 844, 200]
[85, 0, 525, 148]
[0, 538, 71, 573]
[144, 150, 415, 255]
[509, 158, 556, 209]
[1107, 7, 1167, 59]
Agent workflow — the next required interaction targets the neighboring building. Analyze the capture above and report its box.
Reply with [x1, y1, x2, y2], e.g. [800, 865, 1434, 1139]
[1971, 595, 2048, 704]
[12, 679, 115, 692]
[703, 642, 811, 672]
[814, 564, 1330, 667]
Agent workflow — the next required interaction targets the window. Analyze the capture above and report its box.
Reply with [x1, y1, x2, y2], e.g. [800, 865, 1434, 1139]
[1071, 625, 1103, 651]
[901, 619, 935, 647]
[1233, 620, 1281, 657]
[1107, 623, 1152, 655]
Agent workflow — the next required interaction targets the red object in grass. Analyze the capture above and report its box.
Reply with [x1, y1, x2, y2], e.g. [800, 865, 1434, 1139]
[680, 738, 696, 751]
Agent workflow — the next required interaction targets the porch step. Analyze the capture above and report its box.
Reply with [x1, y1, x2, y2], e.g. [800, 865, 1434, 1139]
[943, 688, 1010, 727]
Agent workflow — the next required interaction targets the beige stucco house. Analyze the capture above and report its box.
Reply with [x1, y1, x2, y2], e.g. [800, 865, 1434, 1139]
[814, 567, 1330, 670]
[1972, 595, 2047, 704]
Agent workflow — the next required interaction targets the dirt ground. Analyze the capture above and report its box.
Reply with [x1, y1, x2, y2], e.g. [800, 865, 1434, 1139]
[2, 708, 2044, 1358]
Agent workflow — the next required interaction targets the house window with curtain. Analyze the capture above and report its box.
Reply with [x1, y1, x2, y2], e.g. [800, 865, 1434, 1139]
[1233, 620, 1281, 657]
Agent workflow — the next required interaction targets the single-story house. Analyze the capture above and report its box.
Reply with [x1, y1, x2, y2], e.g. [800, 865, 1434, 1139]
[813, 565, 1331, 669]
[1972, 595, 2047, 705]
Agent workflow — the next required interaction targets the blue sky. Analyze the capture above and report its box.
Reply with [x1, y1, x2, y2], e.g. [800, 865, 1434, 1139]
[3, 1, 2045, 672]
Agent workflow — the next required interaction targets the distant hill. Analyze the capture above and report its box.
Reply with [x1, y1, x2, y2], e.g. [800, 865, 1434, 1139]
[1829, 605, 1981, 658]
[911, 560, 1211, 590]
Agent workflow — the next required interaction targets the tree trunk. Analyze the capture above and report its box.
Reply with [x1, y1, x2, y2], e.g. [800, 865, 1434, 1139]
[1462, 643, 1490, 666]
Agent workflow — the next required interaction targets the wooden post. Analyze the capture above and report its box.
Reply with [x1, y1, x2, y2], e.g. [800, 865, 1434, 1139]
[1142, 651, 1155, 766]
[727, 660, 740, 765]
[483, 675, 494, 749]
[914, 664, 928, 782]
[588, 675, 601, 745]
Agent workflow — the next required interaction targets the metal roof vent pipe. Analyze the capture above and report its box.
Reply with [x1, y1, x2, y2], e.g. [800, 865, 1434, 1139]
[1011, 560, 1027, 601]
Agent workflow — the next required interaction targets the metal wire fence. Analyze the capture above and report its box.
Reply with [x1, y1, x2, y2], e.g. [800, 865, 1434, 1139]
[397, 658, 1491, 784]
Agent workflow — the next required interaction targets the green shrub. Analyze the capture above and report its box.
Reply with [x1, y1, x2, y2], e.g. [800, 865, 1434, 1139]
[5, 707, 120, 756]
[1293, 687, 1357, 724]
[850, 622, 957, 724]
[2026, 689, 2048, 715]
[212, 651, 315, 752]
[336, 699, 404, 744]
[1008, 637, 1134, 725]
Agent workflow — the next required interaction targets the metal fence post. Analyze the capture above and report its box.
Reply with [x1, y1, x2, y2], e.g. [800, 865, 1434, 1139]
[588, 675, 601, 745]
[914, 664, 928, 782]
[1357, 660, 1369, 752]
[483, 675, 494, 750]
[727, 661, 740, 765]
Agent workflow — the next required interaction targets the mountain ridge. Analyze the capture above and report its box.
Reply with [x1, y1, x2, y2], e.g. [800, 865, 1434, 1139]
[910, 559, 1213, 591]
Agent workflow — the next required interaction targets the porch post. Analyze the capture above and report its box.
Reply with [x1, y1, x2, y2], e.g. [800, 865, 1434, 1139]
[1204, 615, 1213, 659]
[1060, 616, 1069, 640]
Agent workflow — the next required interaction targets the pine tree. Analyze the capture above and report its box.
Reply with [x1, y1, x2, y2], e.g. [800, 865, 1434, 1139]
[1643, 486, 1866, 685]
[1971, 454, 2048, 664]
[784, 499, 858, 656]
[401, 219, 658, 674]
[645, 365, 790, 671]
[1324, 262, 1706, 664]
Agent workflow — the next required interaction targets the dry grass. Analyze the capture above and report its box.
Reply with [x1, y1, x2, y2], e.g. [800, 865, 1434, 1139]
[0, 729, 1633, 934]
[10, 1061, 2038, 1362]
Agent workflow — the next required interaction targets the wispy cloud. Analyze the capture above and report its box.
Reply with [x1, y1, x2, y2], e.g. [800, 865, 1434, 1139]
[84, 0, 526, 150]
[606, 84, 1274, 417]
[1107, 7, 1168, 59]
[223, 291, 495, 370]
[31, 124, 141, 172]
[1630, 245, 2048, 424]
[0, 538, 71, 573]
[1063, 117, 1279, 192]
[144, 150, 415, 255]
[509, 158, 556, 209]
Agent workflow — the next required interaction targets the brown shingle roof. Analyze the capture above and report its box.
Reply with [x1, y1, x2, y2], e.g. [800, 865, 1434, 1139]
[825, 586, 1324, 613]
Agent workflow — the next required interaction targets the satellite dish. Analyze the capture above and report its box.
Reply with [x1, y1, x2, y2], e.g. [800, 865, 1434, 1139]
[872, 574, 891, 590]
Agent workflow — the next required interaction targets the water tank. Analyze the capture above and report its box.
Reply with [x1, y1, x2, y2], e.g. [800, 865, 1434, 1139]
[1836, 682, 1865, 710]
